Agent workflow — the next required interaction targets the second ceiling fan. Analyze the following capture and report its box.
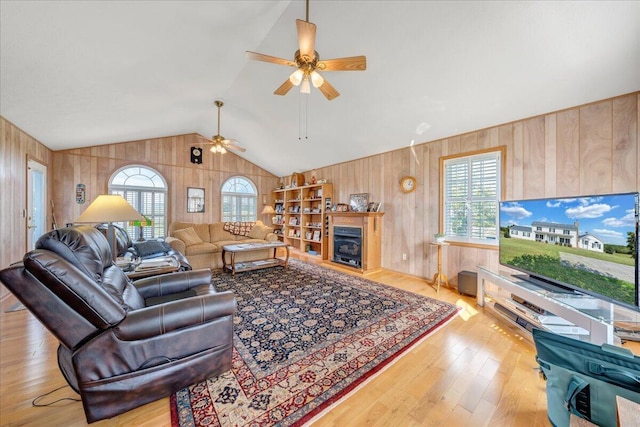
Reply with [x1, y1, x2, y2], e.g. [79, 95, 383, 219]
[246, 0, 366, 100]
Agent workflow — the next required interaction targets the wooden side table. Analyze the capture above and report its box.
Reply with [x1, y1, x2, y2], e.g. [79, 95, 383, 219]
[427, 241, 449, 293]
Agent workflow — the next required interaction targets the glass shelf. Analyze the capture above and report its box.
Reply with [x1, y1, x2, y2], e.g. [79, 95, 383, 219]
[477, 266, 640, 345]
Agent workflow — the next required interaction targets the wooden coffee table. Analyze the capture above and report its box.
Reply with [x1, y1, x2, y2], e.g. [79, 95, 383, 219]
[222, 242, 289, 276]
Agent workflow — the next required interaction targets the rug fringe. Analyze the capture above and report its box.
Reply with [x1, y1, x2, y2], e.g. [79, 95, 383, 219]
[302, 309, 460, 425]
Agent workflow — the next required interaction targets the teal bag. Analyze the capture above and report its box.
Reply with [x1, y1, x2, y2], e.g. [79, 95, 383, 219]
[532, 328, 640, 427]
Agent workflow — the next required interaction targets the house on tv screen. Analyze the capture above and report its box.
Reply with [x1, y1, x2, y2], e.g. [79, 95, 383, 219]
[508, 221, 604, 253]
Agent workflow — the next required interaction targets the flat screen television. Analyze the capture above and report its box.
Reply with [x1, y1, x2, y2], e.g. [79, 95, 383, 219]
[499, 192, 639, 311]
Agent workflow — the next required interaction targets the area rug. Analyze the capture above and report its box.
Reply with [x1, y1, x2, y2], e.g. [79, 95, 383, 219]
[170, 259, 459, 426]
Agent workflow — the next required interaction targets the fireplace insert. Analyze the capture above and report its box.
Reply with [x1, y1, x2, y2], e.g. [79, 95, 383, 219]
[333, 226, 362, 268]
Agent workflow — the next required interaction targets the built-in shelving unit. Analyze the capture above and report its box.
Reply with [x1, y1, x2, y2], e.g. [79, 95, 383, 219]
[271, 183, 333, 259]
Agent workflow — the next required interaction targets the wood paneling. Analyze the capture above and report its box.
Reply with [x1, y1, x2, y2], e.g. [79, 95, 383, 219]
[555, 108, 581, 196]
[0, 117, 52, 299]
[580, 101, 613, 194]
[296, 92, 639, 282]
[612, 94, 638, 193]
[2, 92, 639, 295]
[51, 133, 279, 230]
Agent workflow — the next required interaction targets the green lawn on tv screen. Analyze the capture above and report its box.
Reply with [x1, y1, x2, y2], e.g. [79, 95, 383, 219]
[499, 238, 636, 306]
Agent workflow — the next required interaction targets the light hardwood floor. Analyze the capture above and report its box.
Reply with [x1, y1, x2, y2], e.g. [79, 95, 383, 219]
[1, 254, 577, 427]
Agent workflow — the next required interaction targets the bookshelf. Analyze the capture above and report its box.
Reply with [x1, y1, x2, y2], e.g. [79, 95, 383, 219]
[271, 183, 333, 259]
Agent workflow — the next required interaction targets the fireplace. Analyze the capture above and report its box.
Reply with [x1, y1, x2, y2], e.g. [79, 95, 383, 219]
[332, 226, 362, 268]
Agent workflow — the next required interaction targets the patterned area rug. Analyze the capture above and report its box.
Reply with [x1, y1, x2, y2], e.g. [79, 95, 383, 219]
[171, 259, 459, 426]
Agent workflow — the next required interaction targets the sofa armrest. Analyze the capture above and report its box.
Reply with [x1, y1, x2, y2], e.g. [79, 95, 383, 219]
[165, 236, 186, 254]
[133, 268, 212, 298]
[113, 291, 236, 340]
[265, 233, 279, 242]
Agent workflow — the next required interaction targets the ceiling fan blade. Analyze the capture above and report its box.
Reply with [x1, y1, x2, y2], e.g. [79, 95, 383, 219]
[317, 77, 340, 101]
[225, 144, 246, 153]
[296, 19, 316, 59]
[318, 56, 367, 71]
[245, 51, 296, 67]
[274, 78, 294, 96]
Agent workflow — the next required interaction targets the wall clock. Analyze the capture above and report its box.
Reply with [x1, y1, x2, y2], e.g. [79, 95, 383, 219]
[400, 176, 417, 193]
[190, 147, 202, 164]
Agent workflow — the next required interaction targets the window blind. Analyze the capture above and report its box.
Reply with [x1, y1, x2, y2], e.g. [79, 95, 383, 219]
[443, 150, 501, 244]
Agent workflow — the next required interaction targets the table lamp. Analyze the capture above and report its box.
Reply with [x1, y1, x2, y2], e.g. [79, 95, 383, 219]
[129, 216, 153, 241]
[75, 194, 145, 261]
[261, 205, 275, 223]
[261, 205, 275, 215]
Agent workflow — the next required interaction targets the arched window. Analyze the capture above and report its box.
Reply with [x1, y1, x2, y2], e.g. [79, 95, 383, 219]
[221, 176, 257, 222]
[109, 165, 168, 239]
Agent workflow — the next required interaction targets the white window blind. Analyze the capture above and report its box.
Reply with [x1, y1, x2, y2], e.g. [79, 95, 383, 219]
[443, 150, 501, 245]
[221, 176, 257, 222]
[109, 165, 168, 238]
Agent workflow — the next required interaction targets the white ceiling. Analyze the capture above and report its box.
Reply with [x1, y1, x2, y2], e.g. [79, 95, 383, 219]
[1, 1, 639, 177]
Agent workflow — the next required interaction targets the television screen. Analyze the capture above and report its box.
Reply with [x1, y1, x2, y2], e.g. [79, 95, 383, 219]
[499, 192, 639, 310]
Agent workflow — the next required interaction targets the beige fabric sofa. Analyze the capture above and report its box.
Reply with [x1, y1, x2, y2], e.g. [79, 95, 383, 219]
[166, 221, 279, 270]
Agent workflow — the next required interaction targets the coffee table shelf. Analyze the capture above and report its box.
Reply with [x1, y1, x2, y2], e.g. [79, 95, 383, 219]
[222, 242, 289, 276]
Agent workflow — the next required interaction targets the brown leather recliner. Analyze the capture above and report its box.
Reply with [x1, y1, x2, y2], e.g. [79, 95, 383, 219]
[0, 226, 236, 423]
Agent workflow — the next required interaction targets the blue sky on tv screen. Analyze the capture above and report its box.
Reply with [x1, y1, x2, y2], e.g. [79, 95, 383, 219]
[500, 193, 638, 246]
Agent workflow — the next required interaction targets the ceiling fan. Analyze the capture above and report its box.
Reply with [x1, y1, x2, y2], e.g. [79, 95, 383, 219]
[245, 0, 366, 100]
[204, 100, 246, 154]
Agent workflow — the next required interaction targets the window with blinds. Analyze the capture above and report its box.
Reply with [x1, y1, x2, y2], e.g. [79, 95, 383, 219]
[442, 148, 502, 245]
[109, 165, 168, 239]
[221, 176, 257, 222]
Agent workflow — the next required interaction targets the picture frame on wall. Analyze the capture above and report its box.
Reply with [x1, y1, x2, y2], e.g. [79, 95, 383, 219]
[187, 187, 205, 213]
[349, 193, 369, 212]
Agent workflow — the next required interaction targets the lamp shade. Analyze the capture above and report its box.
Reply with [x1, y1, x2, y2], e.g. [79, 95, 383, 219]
[261, 205, 275, 215]
[76, 195, 145, 223]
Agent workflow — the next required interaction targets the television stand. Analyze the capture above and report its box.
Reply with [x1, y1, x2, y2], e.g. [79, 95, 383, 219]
[477, 266, 619, 345]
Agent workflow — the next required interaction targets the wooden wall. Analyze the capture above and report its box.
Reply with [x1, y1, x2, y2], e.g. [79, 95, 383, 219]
[0, 117, 52, 299]
[51, 133, 279, 229]
[299, 92, 639, 282]
[2, 92, 638, 299]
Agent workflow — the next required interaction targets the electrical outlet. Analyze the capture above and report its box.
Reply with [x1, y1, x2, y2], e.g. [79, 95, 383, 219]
[402, 253, 407, 261]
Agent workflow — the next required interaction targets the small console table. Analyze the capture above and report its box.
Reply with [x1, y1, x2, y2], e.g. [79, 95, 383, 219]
[476, 266, 625, 345]
[427, 241, 449, 293]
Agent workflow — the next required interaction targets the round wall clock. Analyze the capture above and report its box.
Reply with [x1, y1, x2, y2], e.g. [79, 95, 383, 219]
[400, 176, 417, 193]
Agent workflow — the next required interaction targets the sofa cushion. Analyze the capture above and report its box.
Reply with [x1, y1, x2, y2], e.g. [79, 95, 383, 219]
[184, 242, 218, 256]
[248, 223, 272, 240]
[171, 222, 211, 243]
[173, 227, 203, 247]
[210, 223, 236, 243]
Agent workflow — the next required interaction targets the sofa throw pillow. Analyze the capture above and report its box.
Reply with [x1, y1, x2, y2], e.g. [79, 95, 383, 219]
[247, 223, 271, 240]
[223, 221, 256, 237]
[173, 227, 203, 247]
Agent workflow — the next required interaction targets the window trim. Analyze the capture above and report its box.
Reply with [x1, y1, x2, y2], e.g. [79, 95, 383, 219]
[108, 165, 168, 239]
[439, 146, 506, 249]
[220, 175, 258, 222]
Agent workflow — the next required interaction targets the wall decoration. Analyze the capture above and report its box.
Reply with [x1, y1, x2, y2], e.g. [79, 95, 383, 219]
[187, 187, 205, 213]
[190, 147, 203, 164]
[367, 202, 381, 212]
[349, 193, 369, 212]
[75, 184, 86, 204]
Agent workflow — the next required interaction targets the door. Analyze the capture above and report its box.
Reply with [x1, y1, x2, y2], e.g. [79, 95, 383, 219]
[27, 159, 47, 250]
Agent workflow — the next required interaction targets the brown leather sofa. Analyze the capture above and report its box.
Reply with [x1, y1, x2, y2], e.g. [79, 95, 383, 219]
[0, 226, 236, 423]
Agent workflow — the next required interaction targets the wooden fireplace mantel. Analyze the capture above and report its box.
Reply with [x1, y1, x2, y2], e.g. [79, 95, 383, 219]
[327, 212, 384, 273]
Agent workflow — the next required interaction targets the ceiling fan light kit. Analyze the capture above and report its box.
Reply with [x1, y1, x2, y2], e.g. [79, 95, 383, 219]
[204, 100, 246, 155]
[245, 0, 366, 100]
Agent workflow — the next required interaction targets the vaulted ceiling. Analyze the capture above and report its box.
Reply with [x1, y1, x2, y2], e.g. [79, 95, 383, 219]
[1, 1, 638, 177]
